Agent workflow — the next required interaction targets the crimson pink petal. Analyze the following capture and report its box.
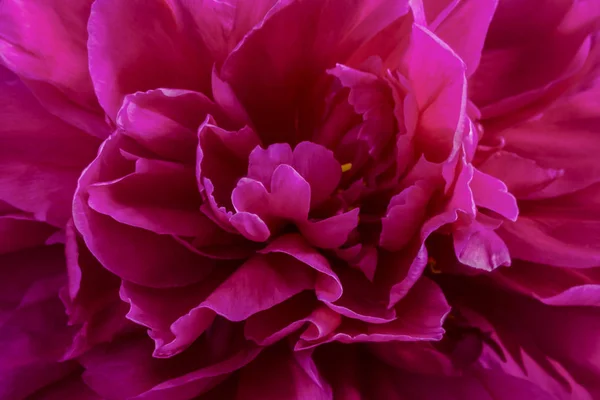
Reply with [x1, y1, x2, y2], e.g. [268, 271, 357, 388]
[298, 209, 360, 249]
[76, 189, 216, 288]
[260, 234, 343, 302]
[202, 254, 314, 322]
[88, 0, 213, 119]
[380, 182, 431, 251]
[453, 220, 511, 271]
[118, 89, 222, 163]
[327, 267, 396, 324]
[86, 160, 208, 237]
[119, 267, 234, 358]
[247, 143, 294, 190]
[220, 0, 410, 144]
[399, 24, 467, 162]
[499, 183, 600, 268]
[245, 293, 342, 347]
[493, 261, 600, 306]
[198, 116, 260, 209]
[292, 142, 342, 207]
[269, 164, 312, 222]
[62, 221, 128, 359]
[181, 0, 278, 63]
[444, 275, 600, 398]
[74, 137, 216, 288]
[494, 77, 600, 198]
[477, 150, 564, 199]
[236, 346, 333, 400]
[229, 212, 271, 242]
[0, 215, 56, 255]
[470, 0, 593, 115]
[420, 0, 460, 26]
[302, 278, 448, 348]
[81, 332, 260, 400]
[0, 67, 100, 227]
[0, 0, 103, 127]
[433, 0, 499, 76]
[232, 178, 271, 216]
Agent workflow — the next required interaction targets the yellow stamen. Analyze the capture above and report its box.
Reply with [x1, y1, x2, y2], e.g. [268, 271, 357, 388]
[341, 163, 353, 173]
[428, 257, 441, 274]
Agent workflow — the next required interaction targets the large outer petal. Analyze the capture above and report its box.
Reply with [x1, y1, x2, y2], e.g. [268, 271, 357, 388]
[314, 343, 557, 400]
[441, 274, 600, 398]
[470, 0, 597, 117]
[499, 183, 600, 268]
[0, 67, 100, 227]
[81, 330, 261, 400]
[235, 346, 333, 400]
[88, 0, 214, 119]
[0, 0, 107, 137]
[483, 63, 600, 199]
[493, 260, 600, 306]
[0, 237, 82, 398]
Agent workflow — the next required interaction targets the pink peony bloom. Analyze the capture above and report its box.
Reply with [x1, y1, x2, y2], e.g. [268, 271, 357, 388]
[1, 0, 599, 399]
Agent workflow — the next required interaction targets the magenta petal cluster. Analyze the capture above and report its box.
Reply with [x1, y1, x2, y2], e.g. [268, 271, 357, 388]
[1, 0, 600, 399]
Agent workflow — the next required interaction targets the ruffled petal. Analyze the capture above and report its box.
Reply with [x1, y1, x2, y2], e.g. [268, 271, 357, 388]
[298, 278, 448, 349]
[119, 267, 232, 358]
[129, 253, 315, 356]
[198, 116, 260, 209]
[74, 135, 216, 288]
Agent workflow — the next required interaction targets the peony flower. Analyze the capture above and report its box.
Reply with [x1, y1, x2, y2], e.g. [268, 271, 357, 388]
[0, 0, 599, 399]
